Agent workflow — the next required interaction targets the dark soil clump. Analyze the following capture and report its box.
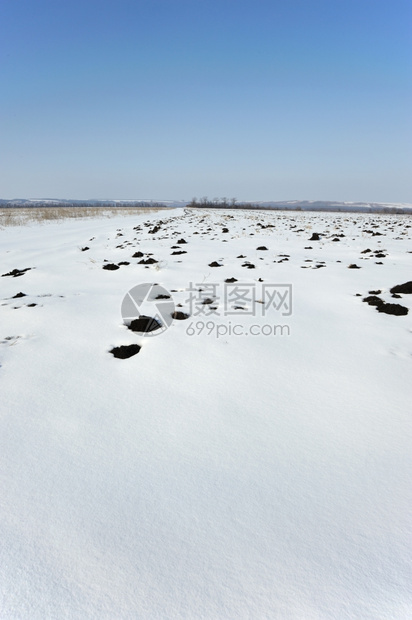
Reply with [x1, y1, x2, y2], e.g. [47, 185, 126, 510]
[171, 311, 190, 320]
[390, 281, 412, 294]
[103, 263, 119, 270]
[138, 258, 158, 265]
[129, 316, 163, 332]
[363, 296, 383, 307]
[376, 303, 408, 316]
[110, 344, 141, 359]
[2, 268, 31, 278]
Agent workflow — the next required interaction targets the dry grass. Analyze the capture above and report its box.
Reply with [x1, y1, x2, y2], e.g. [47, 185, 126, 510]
[0, 206, 171, 227]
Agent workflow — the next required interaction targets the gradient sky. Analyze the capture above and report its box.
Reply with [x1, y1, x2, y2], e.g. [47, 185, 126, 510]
[1, 0, 411, 201]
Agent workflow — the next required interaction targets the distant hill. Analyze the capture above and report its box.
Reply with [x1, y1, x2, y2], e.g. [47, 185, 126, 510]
[1, 198, 411, 214]
[250, 200, 412, 214]
[0, 198, 185, 208]
[187, 198, 412, 214]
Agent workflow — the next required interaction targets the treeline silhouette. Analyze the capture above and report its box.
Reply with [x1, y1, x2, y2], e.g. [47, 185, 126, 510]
[188, 197, 259, 209]
[186, 198, 412, 214]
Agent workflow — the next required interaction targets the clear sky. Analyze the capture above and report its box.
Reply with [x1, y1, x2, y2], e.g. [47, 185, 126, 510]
[1, 0, 411, 202]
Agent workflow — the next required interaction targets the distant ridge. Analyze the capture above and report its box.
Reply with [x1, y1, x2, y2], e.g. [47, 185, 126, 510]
[1, 198, 411, 214]
[187, 198, 412, 214]
[250, 200, 412, 214]
[0, 198, 185, 208]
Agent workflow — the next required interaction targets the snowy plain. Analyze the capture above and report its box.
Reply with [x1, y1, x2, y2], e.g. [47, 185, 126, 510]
[0, 207, 411, 619]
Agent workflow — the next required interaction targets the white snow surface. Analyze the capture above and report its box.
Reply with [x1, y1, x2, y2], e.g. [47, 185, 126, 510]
[1, 208, 411, 619]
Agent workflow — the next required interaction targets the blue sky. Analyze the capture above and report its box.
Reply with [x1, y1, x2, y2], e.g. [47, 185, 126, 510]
[1, 0, 411, 201]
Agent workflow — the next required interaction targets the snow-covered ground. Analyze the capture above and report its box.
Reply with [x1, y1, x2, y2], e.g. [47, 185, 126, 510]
[1, 208, 411, 619]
